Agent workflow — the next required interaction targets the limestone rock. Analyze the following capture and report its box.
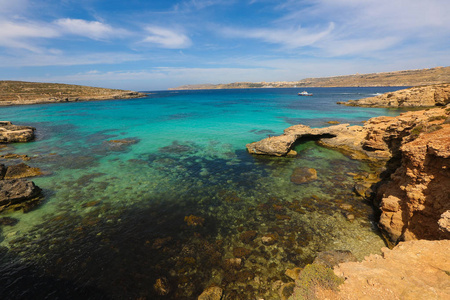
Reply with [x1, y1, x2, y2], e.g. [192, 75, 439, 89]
[333, 240, 450, 300]
[377, 124, 450, 242]
[0, 179, 42, 211]
[0, 122, 35, 143]
[438, 210, 450, 233]
[338, 83, 450, 107]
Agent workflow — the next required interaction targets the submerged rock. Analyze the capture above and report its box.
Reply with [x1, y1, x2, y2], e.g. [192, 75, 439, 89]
[290, 167, 317, 184]
[153, 277, 170, 296]
[313, 250, 357, 268]
[198, 286, 223, 300]
[3, 163, 42, 179]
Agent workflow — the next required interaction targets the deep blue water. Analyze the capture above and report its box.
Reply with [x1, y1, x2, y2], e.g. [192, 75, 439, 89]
[0, 87, 406, 299]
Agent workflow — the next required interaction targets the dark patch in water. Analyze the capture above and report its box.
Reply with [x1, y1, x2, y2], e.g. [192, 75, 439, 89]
[166, 112, 197, 120]
[158, 141, 195, 154]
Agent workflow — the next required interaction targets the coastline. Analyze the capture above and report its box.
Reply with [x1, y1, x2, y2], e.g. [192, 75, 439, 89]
[1, 86, 449, 299]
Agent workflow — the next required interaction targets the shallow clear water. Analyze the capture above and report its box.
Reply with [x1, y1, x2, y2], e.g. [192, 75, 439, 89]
[0, 87, 406, 299]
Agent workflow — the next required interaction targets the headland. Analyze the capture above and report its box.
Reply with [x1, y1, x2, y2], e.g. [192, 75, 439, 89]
[0, 81, 147, 106]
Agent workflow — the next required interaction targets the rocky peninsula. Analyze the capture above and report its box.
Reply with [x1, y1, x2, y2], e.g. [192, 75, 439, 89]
[0, 81, 147, 106]
[338, 83, 450, 107]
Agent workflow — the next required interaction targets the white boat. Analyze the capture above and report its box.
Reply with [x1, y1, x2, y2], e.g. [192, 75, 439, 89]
[298, 91, 313, 96]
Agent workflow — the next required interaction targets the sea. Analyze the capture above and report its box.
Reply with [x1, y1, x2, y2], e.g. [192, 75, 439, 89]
[0, 87, 407, 299]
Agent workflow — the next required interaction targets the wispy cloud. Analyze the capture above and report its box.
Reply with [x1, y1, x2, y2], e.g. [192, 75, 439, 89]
[223, 23, 335, 49]
[142, 26, 192, 49]
[0, 52, 143, 67]
[54, 18, 127, 40]
[0, 20, 59, 52]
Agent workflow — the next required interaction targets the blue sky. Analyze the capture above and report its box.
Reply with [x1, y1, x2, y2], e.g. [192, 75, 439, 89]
[0, 0, 449, 91]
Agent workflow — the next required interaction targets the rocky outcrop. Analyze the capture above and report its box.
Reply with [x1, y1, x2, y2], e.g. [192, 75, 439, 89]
[0, 121, 35, 143]
[0, 178, 42, 212]
[332, 240, 450, 300]
[376, 124, 450, 243]
[338, 84, 450, 107]
[247, 107, 450, 244]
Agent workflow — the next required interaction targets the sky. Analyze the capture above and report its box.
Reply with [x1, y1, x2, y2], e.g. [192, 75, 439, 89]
[0, 0, 449, 91]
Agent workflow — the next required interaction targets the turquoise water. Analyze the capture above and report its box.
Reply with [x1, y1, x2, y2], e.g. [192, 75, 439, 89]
[0, 87, 405, 299]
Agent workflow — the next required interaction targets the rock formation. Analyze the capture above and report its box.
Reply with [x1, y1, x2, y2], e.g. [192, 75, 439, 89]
[246, 106, 450, 244]
[376, 124, 450, 243]
[332, 240, 450, 300]
[0, 121, 35, 143]
[338, 83, 450, 107]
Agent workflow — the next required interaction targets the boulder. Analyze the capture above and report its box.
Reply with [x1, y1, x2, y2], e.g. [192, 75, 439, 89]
[0, 122, 35, 143]
[0, 179, 42, 211]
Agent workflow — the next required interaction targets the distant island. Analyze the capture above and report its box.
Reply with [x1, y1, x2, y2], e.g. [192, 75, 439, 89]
[0, 81, 146, 106]
[169, 66, 450, 90]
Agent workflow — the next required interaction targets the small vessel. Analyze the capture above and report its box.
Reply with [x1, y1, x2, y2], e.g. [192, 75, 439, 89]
[298, 91, 313, 96]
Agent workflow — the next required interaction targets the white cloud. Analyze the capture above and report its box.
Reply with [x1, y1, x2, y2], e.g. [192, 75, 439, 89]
[142, 26, 192, 49]
[0, 52, 143, 67]
[54, 18, 125, 40]
[224, 23, 335, 49]
[0, 20, 59, 52]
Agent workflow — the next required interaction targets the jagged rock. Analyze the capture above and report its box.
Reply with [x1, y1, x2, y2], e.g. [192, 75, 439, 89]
[338, 84, 450, 107]
[438, 210, 450, 233]
[0, 122, 35, 143]
[198, 286, 223, 300]
[333, 240, 450, 300]
[4, 163, 42, 179]
[377, 124, 450, 242]
[290, 167, 317, 184]
[0, 179, 42, 212]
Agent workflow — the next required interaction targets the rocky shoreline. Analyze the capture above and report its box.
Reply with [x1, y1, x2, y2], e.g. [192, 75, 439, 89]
[0, 122, 43, 213]
[246, 93, 450, 298]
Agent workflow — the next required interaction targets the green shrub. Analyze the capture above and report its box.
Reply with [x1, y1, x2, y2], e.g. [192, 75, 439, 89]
[427, 115, 446, 122]
[289, 264, 344, 300]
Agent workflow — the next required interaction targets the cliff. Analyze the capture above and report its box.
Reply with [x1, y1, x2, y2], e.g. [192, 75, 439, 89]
[338, 83, 450, 107]
[0, 81, 147, 106]
[170, 66, 450, 90]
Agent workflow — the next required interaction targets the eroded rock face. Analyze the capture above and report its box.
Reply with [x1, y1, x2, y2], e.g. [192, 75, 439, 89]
[333, 240, 450, 300]
[376, 124, 450, 242]
[338, 83, 450, 107]
[0, 121, 35, 143]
